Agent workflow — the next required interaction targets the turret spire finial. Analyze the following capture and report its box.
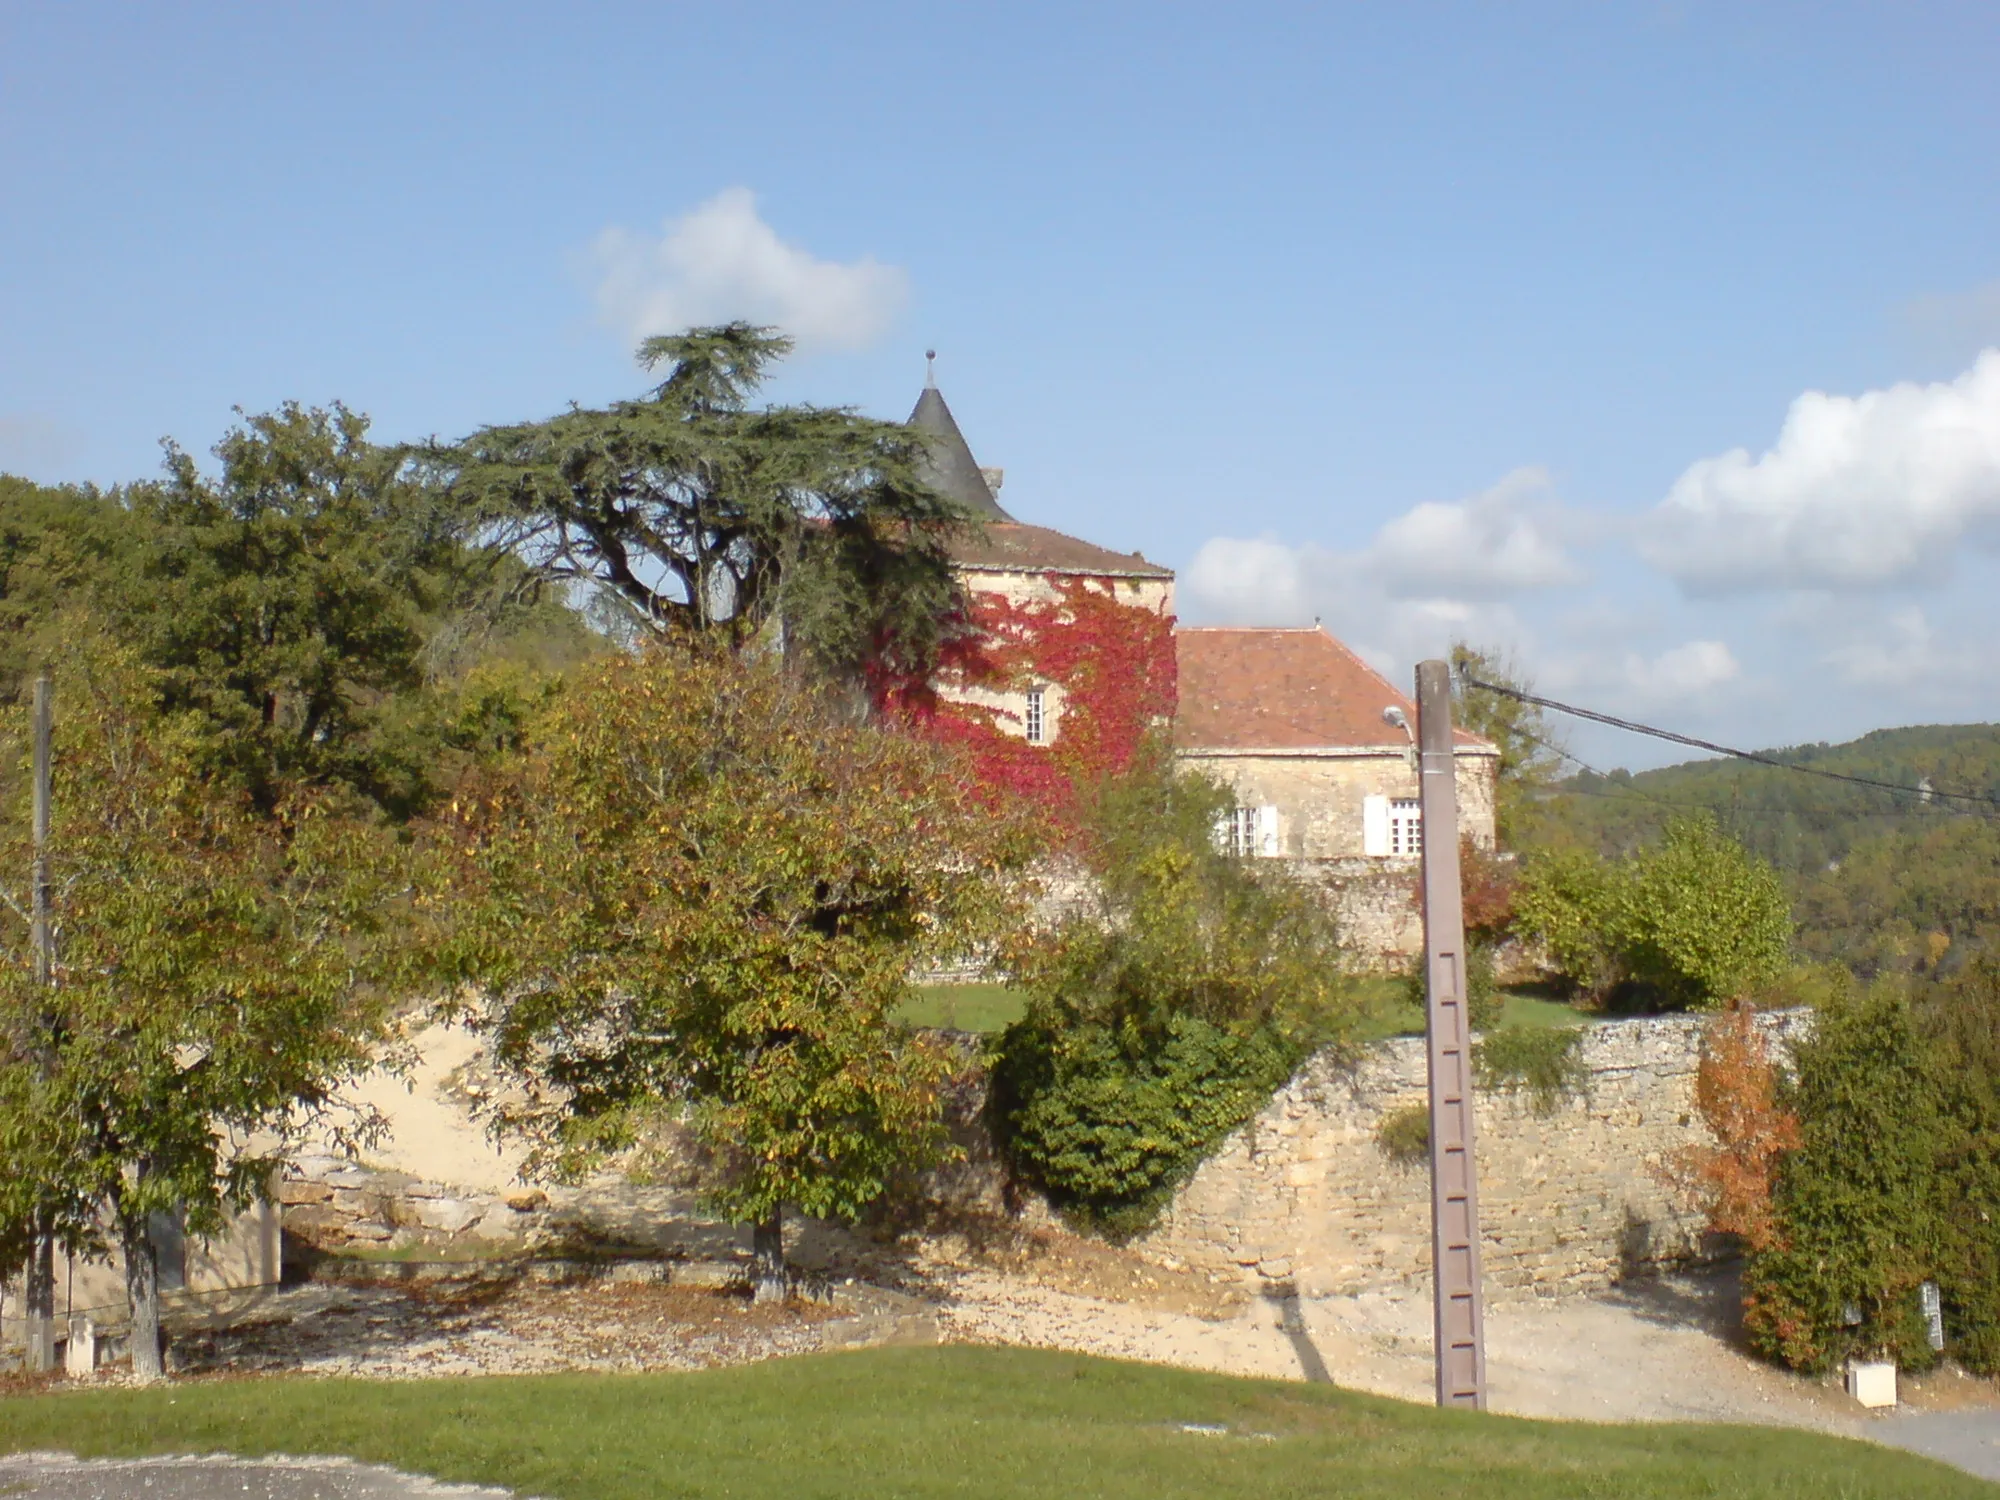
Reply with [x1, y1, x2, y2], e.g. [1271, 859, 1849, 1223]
[925, 349, 938, 390]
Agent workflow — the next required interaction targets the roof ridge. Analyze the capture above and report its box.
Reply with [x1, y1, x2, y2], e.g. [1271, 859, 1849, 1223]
[1174, 624, 1322, 633]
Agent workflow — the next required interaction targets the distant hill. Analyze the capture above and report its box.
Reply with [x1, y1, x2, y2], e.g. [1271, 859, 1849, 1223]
[1545, 724, 2000, 979]
[1549, 723, 2000, 874]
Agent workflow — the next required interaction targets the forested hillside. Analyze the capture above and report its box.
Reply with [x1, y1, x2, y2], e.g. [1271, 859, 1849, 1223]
[1543, 726, 2000, 978]
[1551, 724, 2000, 870]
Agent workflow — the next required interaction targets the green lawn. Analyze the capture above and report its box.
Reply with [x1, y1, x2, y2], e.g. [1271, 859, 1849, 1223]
[1353, 978, 1602, 1043]
[0, 1346, 1981, 1499]
[900, 982, 1027, 1033]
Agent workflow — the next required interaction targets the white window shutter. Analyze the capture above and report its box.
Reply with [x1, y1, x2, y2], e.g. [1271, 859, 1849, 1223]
[1256, 804, 1280, 857]
[1363, 794, 1390, 857]
[1211, 812, 1233, 855]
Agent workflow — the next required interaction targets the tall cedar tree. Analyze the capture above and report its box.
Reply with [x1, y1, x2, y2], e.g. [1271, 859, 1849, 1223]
[0, 644, 402, 1379]
[428, 644, 1031, 1300]
[429, 324, 975, 683]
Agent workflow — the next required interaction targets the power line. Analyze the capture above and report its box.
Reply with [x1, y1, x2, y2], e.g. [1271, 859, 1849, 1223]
[1461, 675, 2000, 813]
[1515, 722, 1886, 823]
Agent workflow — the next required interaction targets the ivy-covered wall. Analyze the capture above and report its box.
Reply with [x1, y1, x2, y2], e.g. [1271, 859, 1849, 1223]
[882, 572, 1178, 830]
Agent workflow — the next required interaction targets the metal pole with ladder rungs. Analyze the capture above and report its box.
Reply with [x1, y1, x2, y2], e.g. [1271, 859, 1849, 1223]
[1415, 658, 1487, 1410]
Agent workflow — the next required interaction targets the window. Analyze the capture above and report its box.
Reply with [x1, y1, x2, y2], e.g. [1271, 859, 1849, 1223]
[1220, 805, 1278, 858]
[1364, 794, 1422, 858]
[1024, 688, 1046, 745]
[1389, 798, 1422, 856]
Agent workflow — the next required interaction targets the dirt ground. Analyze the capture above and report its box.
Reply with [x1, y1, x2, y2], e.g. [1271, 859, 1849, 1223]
[165, 1279, 837, 1380]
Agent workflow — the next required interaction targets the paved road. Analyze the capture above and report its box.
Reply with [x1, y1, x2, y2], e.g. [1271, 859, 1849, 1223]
[0, 1454, 516, 1500]
[1870, 1412, 2000, 1485]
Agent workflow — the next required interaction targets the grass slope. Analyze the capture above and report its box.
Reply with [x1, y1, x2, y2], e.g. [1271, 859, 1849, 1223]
[0, 1346, 1985, 1499]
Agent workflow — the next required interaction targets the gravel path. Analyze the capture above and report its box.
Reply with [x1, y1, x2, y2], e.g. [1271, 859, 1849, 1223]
[0, 1453, 515, 1500]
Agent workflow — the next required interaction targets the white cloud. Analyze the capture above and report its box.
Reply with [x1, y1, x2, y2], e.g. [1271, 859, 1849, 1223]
[1645, 349, 2000, 593]
[1181, 535, 1310, 625]
[586, 188, 909, 353]
[1619, 639, 1741, 701]
[1368, 466, 1581, 599]
[1186, 467, 1582, 630]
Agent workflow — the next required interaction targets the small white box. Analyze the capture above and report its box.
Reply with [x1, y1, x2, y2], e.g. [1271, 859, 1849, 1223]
[1846, 1360, 1898, 1409]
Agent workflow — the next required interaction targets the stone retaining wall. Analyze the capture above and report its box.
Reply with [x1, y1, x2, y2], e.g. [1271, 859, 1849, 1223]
[1138, 1011, 1810, 1300]
[279, 1154, 550, 1254]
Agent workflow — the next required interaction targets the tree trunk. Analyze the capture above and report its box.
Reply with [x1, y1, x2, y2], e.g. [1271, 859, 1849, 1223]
[751, 1206, 786, 1305]
[24, 1226, 55, 1373]
[120, 1205, 164, 1383]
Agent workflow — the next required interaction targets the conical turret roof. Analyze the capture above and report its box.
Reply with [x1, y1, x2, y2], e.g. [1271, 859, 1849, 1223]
[907, 364, 1012, 521]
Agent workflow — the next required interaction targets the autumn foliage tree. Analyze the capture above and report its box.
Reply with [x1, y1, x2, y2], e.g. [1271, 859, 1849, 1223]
[1677, 1006, 1801, 1255]
[428, 644, 1030, 1299]
[0, 644, 402, 1379]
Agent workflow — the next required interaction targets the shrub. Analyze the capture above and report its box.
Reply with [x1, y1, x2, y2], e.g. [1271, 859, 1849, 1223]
[1375, 1102, 1431, 1166]
[1472, 1026, 1585, 1116]
[1913, 958, 2000, 1373]
[1620, 817, 1791, 1009]
[1742, 986, 1952, 1374]
[1514, 818, 1790, 1010]
[991, 1014, 1302, 1236]
[989, 746, 1354, 1234]
[1676, 1006, 1800, 1255]
[1512, 846, 1625, 999]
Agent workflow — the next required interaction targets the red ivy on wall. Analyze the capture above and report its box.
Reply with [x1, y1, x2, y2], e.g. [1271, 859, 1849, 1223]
[875, 574, 1177, 830]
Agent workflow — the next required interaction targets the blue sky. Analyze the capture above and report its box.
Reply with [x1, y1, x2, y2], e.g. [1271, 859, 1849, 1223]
[4, 2, 1998, 766]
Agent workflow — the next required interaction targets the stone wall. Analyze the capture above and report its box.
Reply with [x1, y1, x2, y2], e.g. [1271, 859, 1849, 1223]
[279, 1155, 550, 1255]
[1138, 1011, 1810, 1301]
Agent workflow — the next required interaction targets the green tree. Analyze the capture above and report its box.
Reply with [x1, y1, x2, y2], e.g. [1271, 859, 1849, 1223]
[1449, 642, 1567, 844]
[127, 402, 523, 816]
[1793, 818, 2000, 979]
[429, 324, 974, 684]
[1512, 845, 1626, 999]
[989, 749, 1354, 1233]
[0, 476, 148, 698]
[0, 644, 403, 1379]
[428, 643, 1028, 1300]
[1620, 816, 1792, 1007]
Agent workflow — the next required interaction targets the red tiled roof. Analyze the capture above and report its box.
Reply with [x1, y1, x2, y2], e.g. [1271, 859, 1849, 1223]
[1173, 627, 1494, 752]
[949, 522, 1173, 579]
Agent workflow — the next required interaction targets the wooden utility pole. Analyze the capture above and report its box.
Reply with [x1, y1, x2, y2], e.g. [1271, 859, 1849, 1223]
[1415, 659, 1486, 1410]
[24, 672, 56, 1372]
